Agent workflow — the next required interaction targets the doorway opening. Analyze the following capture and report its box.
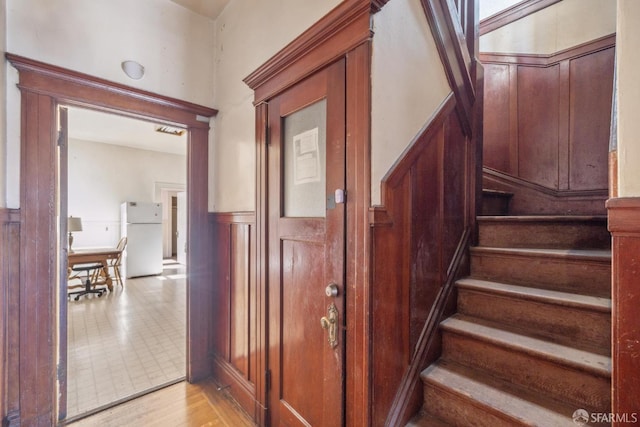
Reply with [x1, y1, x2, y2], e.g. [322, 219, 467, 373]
[172, 196, 178, 258]
[8, 53, 216, 426]
[61, 106, 188, 421]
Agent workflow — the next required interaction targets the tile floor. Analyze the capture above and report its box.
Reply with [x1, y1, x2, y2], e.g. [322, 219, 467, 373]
[66, 260, 186, 419]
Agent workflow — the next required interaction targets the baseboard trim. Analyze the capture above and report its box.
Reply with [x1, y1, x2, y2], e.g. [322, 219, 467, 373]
[211, 356, 256, 420]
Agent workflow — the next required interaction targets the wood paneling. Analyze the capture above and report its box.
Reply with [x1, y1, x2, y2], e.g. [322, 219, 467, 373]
[483, 64, 510, 172]
[5, 54, 216, 426]
[210, 212, 257, 421]
[1, 209, 20, 425]
[607, 198, 640, 424]
[517, 64, 560, 188]
[370, 95, 473, 426]
[569, 49, 614, 191]
[481, 35, 615, 215]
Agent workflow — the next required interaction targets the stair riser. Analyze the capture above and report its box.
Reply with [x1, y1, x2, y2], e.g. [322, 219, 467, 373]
[478, 222, 611, 249]
[471, 252, 611, 297]
[442, 332, 611, 412]
[457, 289, 611, 350]
[423, 383, 529, 427]
[482, 195, 511, 216]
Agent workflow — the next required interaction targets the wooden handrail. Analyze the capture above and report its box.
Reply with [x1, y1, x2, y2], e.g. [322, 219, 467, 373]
[421, 0, 476, 136]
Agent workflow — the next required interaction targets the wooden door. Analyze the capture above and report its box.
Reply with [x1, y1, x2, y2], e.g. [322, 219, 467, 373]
[267, 60, 346, 426]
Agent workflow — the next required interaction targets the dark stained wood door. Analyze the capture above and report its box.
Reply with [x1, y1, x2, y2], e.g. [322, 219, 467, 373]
[267, 60, 346, 426]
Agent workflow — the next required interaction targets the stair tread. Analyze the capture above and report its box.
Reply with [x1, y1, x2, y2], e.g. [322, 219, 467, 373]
[441, 315, 611, 377]
[478, 215, 607, 222]
[471, 246, 611, 261]
[457, 278, 611, 312]
[482, 189, 513, 195]
[422, 360, 578, 425]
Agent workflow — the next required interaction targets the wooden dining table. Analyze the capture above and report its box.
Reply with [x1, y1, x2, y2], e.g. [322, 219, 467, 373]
[68, 248, 121, 292]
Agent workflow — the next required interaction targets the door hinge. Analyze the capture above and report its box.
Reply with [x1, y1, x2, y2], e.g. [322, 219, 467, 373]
[265, 125, 270, 146]
[266, 369, 272, 390]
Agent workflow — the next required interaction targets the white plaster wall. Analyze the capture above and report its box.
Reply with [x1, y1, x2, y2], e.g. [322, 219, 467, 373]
[68, 138, 186, 248]
[4, 66, 18, 208]
[4, 0, 215, 208]
[7, 0, 215, 106]
[210, 0, 341, 212]
[370, 0, 451, 205]
[617, 0, 640, 196]
[480, 0, 616, 54]
[479, 0, 522, 20]
[0, 0, 5, 208]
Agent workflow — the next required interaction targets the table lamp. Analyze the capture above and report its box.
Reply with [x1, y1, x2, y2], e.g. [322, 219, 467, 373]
[68, 216, 83, 253]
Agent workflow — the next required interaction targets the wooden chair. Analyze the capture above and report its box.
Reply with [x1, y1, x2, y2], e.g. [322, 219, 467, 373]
[109, 237, 127, 287]
[68, 267, 85, 290]
[88, 238, 128, 288]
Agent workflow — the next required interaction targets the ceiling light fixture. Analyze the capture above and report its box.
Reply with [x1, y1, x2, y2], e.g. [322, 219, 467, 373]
[121, 60, 145, 80]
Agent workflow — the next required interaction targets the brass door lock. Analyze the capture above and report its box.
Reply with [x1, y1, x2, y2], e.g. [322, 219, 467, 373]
[320, 303, 339, 348]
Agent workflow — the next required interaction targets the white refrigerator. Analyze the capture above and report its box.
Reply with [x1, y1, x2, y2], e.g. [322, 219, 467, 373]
[121, 202, 163, 278]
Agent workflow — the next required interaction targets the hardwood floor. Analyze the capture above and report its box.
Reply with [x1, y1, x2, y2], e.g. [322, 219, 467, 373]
[67, 379, 255, 426]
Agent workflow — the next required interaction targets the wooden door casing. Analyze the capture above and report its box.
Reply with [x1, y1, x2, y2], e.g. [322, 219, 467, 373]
[244, 3, 374, 424]
[57, 106, 69, 421]
[267, 60, 346, 427]
[5, 54, 216, 426]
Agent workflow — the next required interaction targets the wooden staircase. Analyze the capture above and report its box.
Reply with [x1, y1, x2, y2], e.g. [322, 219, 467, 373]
[408, 213, 612, 426]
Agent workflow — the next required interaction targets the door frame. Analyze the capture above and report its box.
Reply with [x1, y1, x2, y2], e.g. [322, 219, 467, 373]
[243, 1, 374, 424]
[6, 53, 217, 425]
[156, 182, 187, 259]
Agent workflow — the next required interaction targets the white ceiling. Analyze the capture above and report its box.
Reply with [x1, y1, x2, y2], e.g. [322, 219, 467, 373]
[170, 0, 231, 19]
[67, 107, 187, 156]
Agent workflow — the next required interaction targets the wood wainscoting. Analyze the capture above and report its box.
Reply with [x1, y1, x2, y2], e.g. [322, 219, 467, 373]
[481, 35, 615, 215]
[369, 94, 474, 426]
[1, 208, 20, 425]
[209, 212, 258, 420]
[607, 198, 640, 420]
